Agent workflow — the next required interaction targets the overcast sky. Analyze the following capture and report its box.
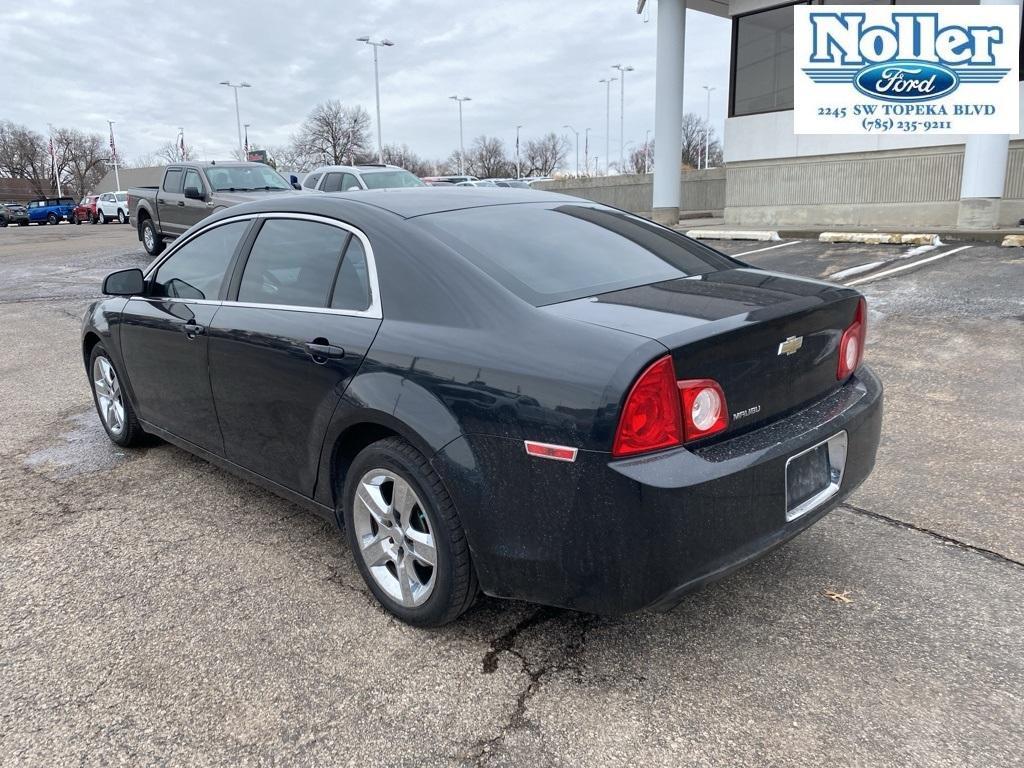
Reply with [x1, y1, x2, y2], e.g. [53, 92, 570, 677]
[1, 0, 730, 168]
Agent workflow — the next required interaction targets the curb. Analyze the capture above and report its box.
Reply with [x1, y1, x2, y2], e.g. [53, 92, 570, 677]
[819, 232, 941, 245]
[685, 229, 780, 241]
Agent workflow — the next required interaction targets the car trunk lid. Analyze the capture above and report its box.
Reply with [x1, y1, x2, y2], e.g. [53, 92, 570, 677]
[543, 268, 863, 439]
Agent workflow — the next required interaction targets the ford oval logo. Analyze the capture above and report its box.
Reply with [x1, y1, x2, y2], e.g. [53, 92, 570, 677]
[854, 60, 959, 103]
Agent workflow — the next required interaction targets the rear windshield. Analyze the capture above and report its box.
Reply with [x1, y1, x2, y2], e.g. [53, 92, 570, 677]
[417, 204, 736, 306]
[361, 170, 424, 189]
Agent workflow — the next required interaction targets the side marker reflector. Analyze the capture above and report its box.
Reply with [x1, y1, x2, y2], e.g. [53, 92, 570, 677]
[524, 441, 578, 462]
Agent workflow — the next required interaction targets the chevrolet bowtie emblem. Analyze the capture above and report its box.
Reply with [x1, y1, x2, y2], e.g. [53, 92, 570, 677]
[778, 336, 804, 356]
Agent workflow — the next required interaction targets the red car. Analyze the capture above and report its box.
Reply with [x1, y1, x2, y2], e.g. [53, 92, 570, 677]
[71, 195, 99, 225]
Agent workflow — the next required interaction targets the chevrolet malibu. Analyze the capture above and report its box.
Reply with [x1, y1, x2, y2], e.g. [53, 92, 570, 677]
[81, 189, 882, 626]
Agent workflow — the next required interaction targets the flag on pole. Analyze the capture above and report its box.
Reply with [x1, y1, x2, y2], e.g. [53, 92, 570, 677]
[179, 131, 186, 161]
[108, 125, 117, 163]
[48, 135, 56, 180]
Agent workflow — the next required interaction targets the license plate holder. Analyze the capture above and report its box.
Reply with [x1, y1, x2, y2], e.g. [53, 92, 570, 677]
[785, 431, 848, 522]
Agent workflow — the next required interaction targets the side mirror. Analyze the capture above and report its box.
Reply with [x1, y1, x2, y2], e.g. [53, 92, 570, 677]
[184, 186, 205, 201]
[292, 181, 302, 190]
[103, 268, 145, 296]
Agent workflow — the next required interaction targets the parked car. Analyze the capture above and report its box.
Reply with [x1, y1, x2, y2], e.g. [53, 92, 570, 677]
[302, 164, 424, 192]
[456, 180, 498, 187]
[492, 180, 531, 188]
[71, 196, 99, 225]
[129, 161, 300, 256]
[96, 191, 130, 224]
[0, 202, 30, 227]
[27, 197, 75, 225]
[82, 189, 882, 627]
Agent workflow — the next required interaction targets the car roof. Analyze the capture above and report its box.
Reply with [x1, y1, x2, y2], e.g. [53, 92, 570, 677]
[319, 187, 572, 218]
[311, 164, 406, 175]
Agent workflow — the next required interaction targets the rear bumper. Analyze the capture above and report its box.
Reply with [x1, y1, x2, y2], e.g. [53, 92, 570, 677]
[435, 366, 883, 615]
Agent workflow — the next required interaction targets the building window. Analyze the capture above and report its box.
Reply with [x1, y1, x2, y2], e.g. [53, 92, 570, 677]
[731, 4, 800, 117]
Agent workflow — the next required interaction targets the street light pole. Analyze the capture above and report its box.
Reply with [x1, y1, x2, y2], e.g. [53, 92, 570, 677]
[584, 127, 591, 176]
[644, 129, 652, 174]
[612, 64, 634, 173]
[516, 124, 523, 179]
[357, 37, 395, 164]
[562, 125, 580, 176]
[219, 81, 251, 161]
[47, 123, 62, 197]
[702, 85, 716, 170]
[449, 96, 471, 175]
[598, 77, 617, 175]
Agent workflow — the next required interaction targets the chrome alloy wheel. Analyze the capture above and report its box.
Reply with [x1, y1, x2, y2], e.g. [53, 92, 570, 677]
[142, 224, 155, 252]
[352, 470, 437, 607]
[92, 356, 126, 435]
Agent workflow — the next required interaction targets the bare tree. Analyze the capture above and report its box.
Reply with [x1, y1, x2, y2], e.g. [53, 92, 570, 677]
[681, 113, 723, 170]
[0, 121, 51, 195]
[125, 151, 165, 169]
[266, 144, 310, 172]
[625, 140, 654, 175]
[292, 100, 372, 167]
[154, 140, 194, 164]
[523, 132, 570, 177]
[462, 136, 514, 179]
[51, 128, 109, 197]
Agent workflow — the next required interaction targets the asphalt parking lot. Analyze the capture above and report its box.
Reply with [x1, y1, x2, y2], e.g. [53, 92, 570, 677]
[1, 223, 1022, 766]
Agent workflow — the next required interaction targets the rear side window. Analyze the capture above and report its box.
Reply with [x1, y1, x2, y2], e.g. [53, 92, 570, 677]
[237, 219, 348, 308]
[321, 172, 344, 193]
[162, 169, 183, 193]
[330, 237, 371, 311]
[417, 204, 736, 306]
[152, 220, 250, 300]
[304, 173, 322, 189]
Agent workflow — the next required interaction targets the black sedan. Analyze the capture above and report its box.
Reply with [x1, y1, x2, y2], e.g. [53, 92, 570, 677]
[82, 189, 882, 626]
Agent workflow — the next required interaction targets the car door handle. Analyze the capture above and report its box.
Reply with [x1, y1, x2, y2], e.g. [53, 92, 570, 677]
[177, 201, 185, 206]
[158, 198, 166, 204]
[183, 323, 206, 339]
[305, 342, 345, 363]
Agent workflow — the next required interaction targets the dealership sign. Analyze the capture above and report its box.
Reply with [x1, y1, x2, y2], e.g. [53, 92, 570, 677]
[795, 5, 1019, 134]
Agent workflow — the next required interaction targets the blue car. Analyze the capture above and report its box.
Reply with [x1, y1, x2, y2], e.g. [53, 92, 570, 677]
[27, 197, 76, 225]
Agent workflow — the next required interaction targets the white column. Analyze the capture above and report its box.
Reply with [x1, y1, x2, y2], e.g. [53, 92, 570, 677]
[652, 0, 686, 225]
[957, 0, 1021, 228]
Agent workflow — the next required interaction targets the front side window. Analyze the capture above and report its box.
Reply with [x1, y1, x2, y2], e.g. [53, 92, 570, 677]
[152, 220, 250, 300]
[417, 204, 735, 306]
[237, 219, 348, 308]
[732, 4, 797, 116]
[304, 172, 322, 189]
[183, 169, 203, 195]
[321, 172, 343, 192]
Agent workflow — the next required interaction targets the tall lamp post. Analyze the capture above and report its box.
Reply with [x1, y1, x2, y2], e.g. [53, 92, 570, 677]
[449, 95, 471, 175]
[562, 125, 580, 176]
[598, 77, 617, 175]
[515, 124, 523, 179]
[218, 81, 251, 161]
[612, 64, 634, 173]
[644, 128, 652, 174]
[702, 85, 716, 169]
[584, 127, 592, 176]
[357, 36, 395, 164]
[47, 123, 62, 197]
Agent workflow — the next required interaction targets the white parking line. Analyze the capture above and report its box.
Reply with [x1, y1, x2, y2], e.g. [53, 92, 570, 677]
[830, 261, 886, 281]
[732, 241, 800, 257]
[844, 245, 973, 286]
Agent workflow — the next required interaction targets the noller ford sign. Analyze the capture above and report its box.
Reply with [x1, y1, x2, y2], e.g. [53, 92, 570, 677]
[794, 5, 1019, 135]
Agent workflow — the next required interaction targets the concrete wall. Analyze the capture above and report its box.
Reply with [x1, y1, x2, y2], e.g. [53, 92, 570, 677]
[723, 140, 1024, 228]
[534, 168, 726, 216]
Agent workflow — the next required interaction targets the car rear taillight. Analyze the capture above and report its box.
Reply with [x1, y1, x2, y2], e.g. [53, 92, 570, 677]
[612, 357, 729, 458]
[612, 356, 682, 458]
[837, 297, 867, 380]
[678, 379, 729, 442]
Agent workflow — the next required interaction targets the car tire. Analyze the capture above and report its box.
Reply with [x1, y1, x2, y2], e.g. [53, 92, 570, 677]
[97, 211, 107, 224]
[0, 218, 7, 228]
[91, 213, 98, 224]
[118, 209, 127, 224]
[343, 437, 478, 626]
[72, 213, 80, 225]
[140, 218, 164, 256]
[47, 213, 58, 225]
[18, 221, 27, 226]
[88, 343, 145, 447]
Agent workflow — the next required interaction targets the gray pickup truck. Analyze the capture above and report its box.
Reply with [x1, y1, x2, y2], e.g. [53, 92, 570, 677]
[129, 162, 301, 255]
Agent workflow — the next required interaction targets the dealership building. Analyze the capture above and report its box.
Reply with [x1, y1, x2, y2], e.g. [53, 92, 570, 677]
[649, 0, 1024, 230]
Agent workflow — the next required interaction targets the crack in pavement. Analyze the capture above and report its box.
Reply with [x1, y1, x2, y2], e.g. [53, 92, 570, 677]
[840, 503, 1024, 569]
[466, 607, 596, 765]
